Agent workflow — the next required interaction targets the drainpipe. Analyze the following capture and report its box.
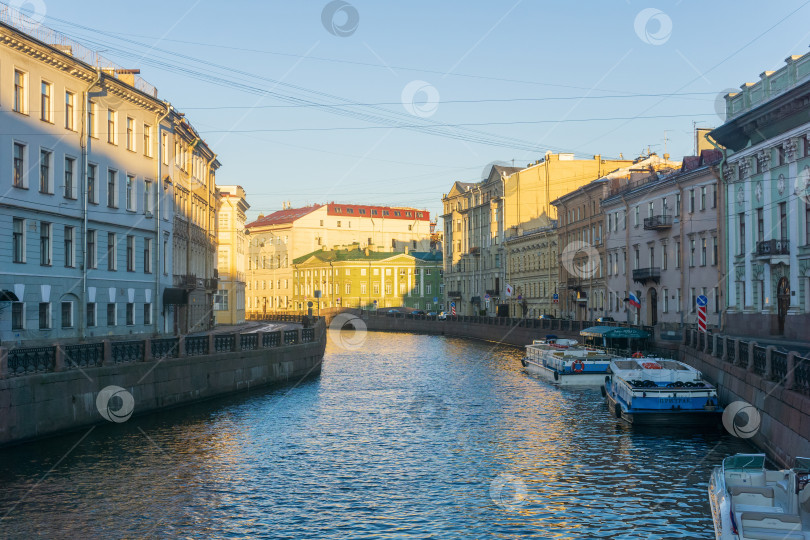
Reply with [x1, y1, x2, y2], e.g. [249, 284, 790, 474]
[80, 68, 102, 340]
[706, 132, 728, 331]
[154, 102, 172, 335]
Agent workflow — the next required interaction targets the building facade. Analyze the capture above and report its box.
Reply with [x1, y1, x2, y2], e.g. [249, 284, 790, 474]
[504, 225, 559, 318]
[602, 151, 723, 333]
[0, 13, 219, 345]
[246, 203, 432, 318]
[441, 155, 634, 316]
[711, 51, 810, 339]
[292, 247, 443, 311]
[214, 185, 248, 325]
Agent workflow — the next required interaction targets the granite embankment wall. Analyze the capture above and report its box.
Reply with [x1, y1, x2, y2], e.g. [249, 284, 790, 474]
[0, 321, 326, 447]
[680, 331, 810, 468]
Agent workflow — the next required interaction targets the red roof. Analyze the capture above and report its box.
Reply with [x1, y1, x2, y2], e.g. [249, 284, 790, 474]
[246, 205, 323, 228]
[326, 204, 429, 221]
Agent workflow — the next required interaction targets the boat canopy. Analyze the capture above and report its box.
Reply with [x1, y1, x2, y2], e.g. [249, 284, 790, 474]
[723, 454, 766, 471]
[580, 326, 650, 339]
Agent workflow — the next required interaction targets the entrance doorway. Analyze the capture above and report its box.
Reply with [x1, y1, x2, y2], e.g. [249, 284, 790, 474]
[647, 288, 658, 326]
[777, 277, 790, 335]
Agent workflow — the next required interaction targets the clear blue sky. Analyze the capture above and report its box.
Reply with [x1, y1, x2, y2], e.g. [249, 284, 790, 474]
[18, 0, 810, 220]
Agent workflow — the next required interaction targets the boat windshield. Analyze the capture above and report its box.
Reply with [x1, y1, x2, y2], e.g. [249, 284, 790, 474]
[795, 457, 810, 473]
[724, 454, 766, 471]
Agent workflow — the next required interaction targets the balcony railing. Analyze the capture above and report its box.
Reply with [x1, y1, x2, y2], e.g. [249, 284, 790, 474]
[447, 291, 462, 298]
[469, 247, 481, 256]
[756, 239, 790, 256]
[632, 267, 661, 284]
[485, 289, 499, 296]
[643, 215, 673, 230]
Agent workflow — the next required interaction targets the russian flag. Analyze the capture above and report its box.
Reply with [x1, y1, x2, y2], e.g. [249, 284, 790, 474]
[628, 292, 641, 309]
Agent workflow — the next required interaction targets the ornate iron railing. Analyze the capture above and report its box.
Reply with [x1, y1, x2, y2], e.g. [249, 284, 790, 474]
[738, 341, 749, 367]
[263, 331, 281, 348]
[63, 343, 103, 369]
[214, 334, 235, 353]
[8, 346, 56, 376]
[752, 346, 766, 376]
[151, 338, 179, 360]
[715, 336, 724, 358]
[185, 335, 209, 357]
[794, 357, 810, 396]
[771, 351, 788, 383]
[728, 341, 737, 364]
[698, 332, 705, 350]
[240, 334, 258, 351]
[706, 332, 714, 354]
[302, 328, 315, 343]
[111, 341, 144, 364]
[284, 330, 299, 345]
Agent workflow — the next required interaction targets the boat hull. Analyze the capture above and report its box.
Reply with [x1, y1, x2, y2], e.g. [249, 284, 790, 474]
[604, 387, 722, 426]
[525, 359, 609, 386]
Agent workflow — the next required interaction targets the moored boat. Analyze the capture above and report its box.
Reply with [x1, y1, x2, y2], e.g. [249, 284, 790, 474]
[522, 337, 615, 386]
[602, 357, 722, 425]
[709, 453, 810, 539]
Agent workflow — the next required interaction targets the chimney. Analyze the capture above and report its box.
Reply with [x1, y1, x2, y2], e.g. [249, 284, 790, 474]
[364, 247, 369, 256]
[405, 246, 409, 254]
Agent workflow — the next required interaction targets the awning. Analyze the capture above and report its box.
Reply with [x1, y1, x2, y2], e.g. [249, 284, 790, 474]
[580, 326, 650, 339]
[163, 288, 188, 305]
[0, 290, 19, 301]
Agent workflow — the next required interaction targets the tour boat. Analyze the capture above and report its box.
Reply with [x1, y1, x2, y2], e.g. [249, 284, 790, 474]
[709, 453, 810, 539]
[602, 357, 722, 425]
[522, 337, 615, 386]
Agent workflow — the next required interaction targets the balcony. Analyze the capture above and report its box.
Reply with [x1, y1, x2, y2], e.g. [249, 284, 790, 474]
[643, 215, 673, 230]
[485, 289, 498, 296]
[632, 267, 661, 284]
[567, 277, 582, 290]
[447, 291, 462, 298]
[469, 246, 481, 256]
[205, 278, 219, 290]
[756, 239, 790, 257]
[174, 274, 197, 290]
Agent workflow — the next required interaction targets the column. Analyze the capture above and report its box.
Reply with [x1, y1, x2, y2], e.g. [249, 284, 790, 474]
[726, 183, 737, 311]
[393, 267, 398, 306]
[419, 267, 425, 297]
[744, 177, 754, 311]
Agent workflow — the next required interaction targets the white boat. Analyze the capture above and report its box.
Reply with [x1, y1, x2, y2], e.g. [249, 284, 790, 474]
[522, 337, 615, 386]
[709, 453, 810, 539]
[603, 357, 722, 426]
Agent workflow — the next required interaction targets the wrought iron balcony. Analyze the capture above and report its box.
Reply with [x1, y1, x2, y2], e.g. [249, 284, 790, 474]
[447, 290, 462, 298]
[632, 267, 661, 284]
[567, 277, 582, 290]
[174, 274, 198, 289]
[469, 246, 481, 256]
[205, 278, 219, 290]
[643, 215, 673, 230]
[756, 239, 790, 256]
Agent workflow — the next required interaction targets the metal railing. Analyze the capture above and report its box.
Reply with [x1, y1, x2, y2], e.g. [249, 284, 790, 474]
[284, 330, 299, 345]
[262, 331, 281, 348]
[302, 328, 315, 343]
[214, 334, 235, 353]
[756, 239, 790, 256]
[752, 346, 767, 376]
[185, 335, 209, 357]
[111, 341, 144, 364]
[63, 343, 103, 369]
[643, 215, 673, 230]
[738, 341, 749, 367]
[795, 357, 810, 396]
[151, 338, 179, 360]
[7, 346, 55, 377]
[771, 351, 787, 383]
[240, 334, 258, 351]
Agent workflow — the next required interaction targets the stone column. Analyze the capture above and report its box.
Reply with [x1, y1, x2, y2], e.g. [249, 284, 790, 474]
[233, 333, 240, 352]
[0, 347, 7, 379]
[712, 333, 719, 358]
[102, 340, 112, 366]
[704, 332, 711, 354]
[721, 336, 729, 363]
[785, 352, 797, 389]
[733, 339, 740, 367]
[208, 334, 216, 355]
[764, 345, 775, 380]
[177, 335, 186, 358]
[256, 331, 264, 349]
[143, 339, 153, 362]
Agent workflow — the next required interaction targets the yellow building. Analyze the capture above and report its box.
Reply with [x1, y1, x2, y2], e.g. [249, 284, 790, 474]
[245, 203, 432, 317]
[292, 247, 444, 311]
[214, 186, 249, 325]
[441, 155, 633, 316]
[505, 224, 559, 317]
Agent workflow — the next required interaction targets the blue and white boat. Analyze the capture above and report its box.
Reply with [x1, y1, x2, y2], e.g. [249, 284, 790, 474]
[602, 357, 722, 425]
[709, 453, 810, 539]
[522, 337, 615, 386]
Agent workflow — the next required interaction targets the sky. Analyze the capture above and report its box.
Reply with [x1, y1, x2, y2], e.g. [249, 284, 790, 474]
[11, 0, 810, 221]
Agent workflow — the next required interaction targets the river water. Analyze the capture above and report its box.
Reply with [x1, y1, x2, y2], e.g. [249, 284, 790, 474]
[0, 331, 754, 539]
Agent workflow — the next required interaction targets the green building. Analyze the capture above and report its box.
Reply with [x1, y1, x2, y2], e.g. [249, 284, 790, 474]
[292, 247, 443, 311]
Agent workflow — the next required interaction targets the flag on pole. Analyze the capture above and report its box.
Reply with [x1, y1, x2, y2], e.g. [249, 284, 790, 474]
[505, 284, 514, 297]
[628, 292, 641, 309]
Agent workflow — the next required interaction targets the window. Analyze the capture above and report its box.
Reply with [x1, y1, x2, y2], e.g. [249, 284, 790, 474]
[107, 303, 117, 326]
[87, 303, 96, 327]
[126, 303, 134, 326]
[426, 283, 432, 295]
[689, 238, 696, 267]
[711, 184, 717, 209]
[161, 132, 169, 165]
[107, 109, 117, 144]
[648, 201, 654, 217]
[214, 290, 229, 311]
[757, 208, 764, 242]
[633, 247, 639, 270]
[143, 124, 152, 156]
[126, 117, 135, 150]
[690, 288, 696, 313]
[700, 238, 707, 266]
[126, 236, 135, 271]
[712, 236, 718, 265]
[64, 226, 74, 267]
[107, 170, 117, 208]
[144, 238, 152, 273]
[41, 81, 52, 122]
[779, 202, 788, 240]
[61, 301, 73, 328]
[360, 283, 367, 294]
[87, 229, 96, 269]
[634, 206, 639, 226]
[12, 302, 24, 330]
[88, 101, 96, 138]
[700, 186, 706, 210]
[714, 286, 721, 314]
[13, 218, 25, 263]
[677, 288, 682, 312]
[163, 234, 169, 274]
[40, 149, 51, 193]
[689, 188, 695, 213]
[13, 143, 26, 188]
[64, 157, 76, 198]
[126, 175, 135, 211]
[385, 284, 392, 295]
[662, 245, 668, 270]
[675, 241, 681, 269]
[107, 233, 117, 270]
[739, 213, 746, 255]
[345, 283, 351, 295]
[676, 193, 681, 215]
[143, 303, 152, 325]
[39, 302, 50, 329]
[662, 289, 669, 313]
[86, 164, 97, 204]
[144, 180, 152, 214]
[14, 70, 27, 113]
[65, 92, 76, 130]
[40, 222, 51, 266]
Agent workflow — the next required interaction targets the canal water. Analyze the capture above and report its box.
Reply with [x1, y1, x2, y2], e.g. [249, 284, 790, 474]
[0, 331, 754, 539]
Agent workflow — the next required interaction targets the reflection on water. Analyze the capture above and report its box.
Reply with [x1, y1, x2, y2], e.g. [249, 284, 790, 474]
[0, 331, 753, 538]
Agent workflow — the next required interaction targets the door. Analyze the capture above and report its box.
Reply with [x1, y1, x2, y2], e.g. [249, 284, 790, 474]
[648, 288, 658, 326]
[777, 277, 790, 335]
